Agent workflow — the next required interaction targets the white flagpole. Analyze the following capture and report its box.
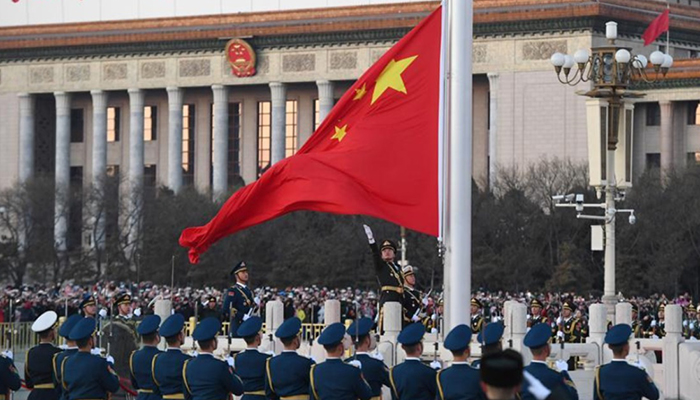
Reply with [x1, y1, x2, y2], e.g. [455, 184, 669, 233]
[445, 0, 472, 331]
[666, 1, 671, 56]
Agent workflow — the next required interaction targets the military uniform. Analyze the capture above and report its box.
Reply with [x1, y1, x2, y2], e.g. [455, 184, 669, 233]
[470, 299, 484, 336]
[0, 354, 21, 399]
[437, 324, 484, 400]
[152, 314, 191, 400]
[233, 316, 271, 400]
[528, 299, 548, 328]
[369, 239, 404, 331]
[52, 315, 83, 400]
[389, 323, 437, 400]
[401, 266, 423, 328]
[521, 324, 578, 400]
[114, 293, 139, 333]
[62, 318, 120, 400]
[265, 318, 315, 400]
[472, 322, 504, 369]
[26, 312, 62, 400]
[346, 318, 390, 399]
[222, 262, 254, 338]
[183, 318, 244, 400]
[129, 315, 163, 400]
[310, 323, 372, 400]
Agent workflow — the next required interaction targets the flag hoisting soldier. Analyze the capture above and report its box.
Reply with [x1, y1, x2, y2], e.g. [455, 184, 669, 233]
[0, 346, 21, 400]
[152, 314, 192, 400]
[129, 315, 163, 400]
[470, 299, 484, 336]
[520, 323, 578, 400]
[26, 311, 62, 400]
[53, 314, 83, 400]
[401, 266, 427, 328]
[389, 323, 437, 400]
[436, 324, 484, 400]
[232, 316, 271, 400]
[594, 324, 659, 400]
[363, 225, 404, 332]
[223, 261, 256, 338]
[346, 318, 390, 400]
[62, 318, 120, 400]
[183, 317, 244, 400]
[265, 317, 315, 400]
[310, 323, 373, 400]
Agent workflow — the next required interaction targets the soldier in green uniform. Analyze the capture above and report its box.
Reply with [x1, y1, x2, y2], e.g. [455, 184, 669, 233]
[363, 225, 404, 332]
[401, 266, 425, 328]
[631, 304, 643, 339]
[528, 299, 548, 328]
[470, 299, 484, 336]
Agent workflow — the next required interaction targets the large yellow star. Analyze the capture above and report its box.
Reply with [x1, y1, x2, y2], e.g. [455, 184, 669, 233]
[353, 84, 367, 101]
[371, 55, 418, 105]
[331, 124, 348, 142]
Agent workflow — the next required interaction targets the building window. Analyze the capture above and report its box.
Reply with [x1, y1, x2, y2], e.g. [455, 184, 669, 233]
[314, 99, 320, 131]
[646, 153, 661, 169]
[687, 101, 700, 125]
[144, 106, 157, 141]
[286, 100, 298, 157]
[257, 101, 271, 177]
[646, 103, 661, 126]
[68, 166, 83, 250]
[144, 164, 157, 199]
[70, 109, 84, 143]
[211, 103, 242, 186]
[182, 104, 195, 186]
[688, 152, 700, 166]
[107, 107, 120, 142]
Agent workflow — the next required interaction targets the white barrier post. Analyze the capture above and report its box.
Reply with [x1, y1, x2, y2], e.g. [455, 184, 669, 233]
[664, 304, 683, 399]
[380, 302, 403, 365]
[511, 302, 528, 362]
[615, 302, 632, 326]
[262, 300, 284, 354]
[588, 304, 608, 363]
[154, 300, 172, 350]
[324, 300, 341, 325]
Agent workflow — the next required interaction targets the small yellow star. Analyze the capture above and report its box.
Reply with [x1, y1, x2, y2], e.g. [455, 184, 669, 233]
[371, 55, 418, 105]
[331, 124, 349, 142]
[353, 84, 367, 100]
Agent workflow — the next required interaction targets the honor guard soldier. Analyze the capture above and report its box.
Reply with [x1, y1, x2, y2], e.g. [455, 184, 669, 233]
[26, 311, 62, 400]
[199, 297, 222, 321]
[528, 299, 547, 327]
[223, 262, 255, 338]
[652, 303, 667, 338]
[470, 299, 485, 335]
[362, 225, 404, 332]
[557, 302, 583, 344]
[594, 324, 659, 400]
[436, 324, 484, 400]
[62, 318, 120, 400]
[115, 292, 139, 332]
[684, 304, 698, 340]
[53, 314, 83, 400]
[631, 304, 643, 339]
[310, 323, 373, 400]
[401, 266, 425, 328]
[183, 317, 244, 400]
[265, 317, 315, 400]
[80, 295, 98, 318]
[346, 318, 390, 400]
[129, 315, 163, 400]
[520, 324, 578, 400]
[389, 323, 437, 400]
[232, 316, 271, 400]
[472, 322, 504, 369]
[0, 347, 21, 400]
[152, 314, 192, 400]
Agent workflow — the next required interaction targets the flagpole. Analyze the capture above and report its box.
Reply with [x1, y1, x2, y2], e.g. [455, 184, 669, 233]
[666, 1, 671, 56]
[445, 0, 472, 331]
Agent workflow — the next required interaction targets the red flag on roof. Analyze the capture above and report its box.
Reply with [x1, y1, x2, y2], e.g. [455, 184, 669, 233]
[179, 7, 442, 264]
[642, 9, 670, 46]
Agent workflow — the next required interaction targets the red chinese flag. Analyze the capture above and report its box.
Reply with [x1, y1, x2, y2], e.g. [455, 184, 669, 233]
[180, 7, 442, 264]
[642, 9, 670, 46]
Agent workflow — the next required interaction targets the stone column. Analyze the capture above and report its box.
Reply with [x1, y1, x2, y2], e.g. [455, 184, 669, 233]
[264, 300, 284, 355]
[212, 85, 229, 200]
[90, 90, 109, 250]
[167, 87, 184, 194]
[269, 82, 287, 165]
[659, 100, 674, 171]
[18, 93, 35, 183]
[54, 92, 72, 252]
[487, 73, 498, 189]
[316, 80, 334, 124]
[127, 89, 145, 252]
[323, 300, 340, 325]
[588, 304, 609, 362]
[615, 302, 632, 326]
[663, 304, 683, 399]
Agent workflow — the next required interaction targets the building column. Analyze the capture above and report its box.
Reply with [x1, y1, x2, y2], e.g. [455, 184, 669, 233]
[660, 100, 674, 171]
[487, 73, 499, 190]
[212, 85, 229, 200]
[269, 82, 287, 165]
[127, 89, 145, 254]
[54, 92, 72, 252]
[167, 87, 184, 194]
[90, 90, 109, 249]
[18, 93, 35, 184]
[316, 80, 334, 124]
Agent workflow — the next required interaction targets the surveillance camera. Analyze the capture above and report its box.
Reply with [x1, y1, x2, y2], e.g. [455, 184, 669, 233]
[552, 195, 565, 202]
[575, 194, 584, 213]
[575, 194, 584, 204]
[564, 194, 576, 202]
[629, 214, 636, 225]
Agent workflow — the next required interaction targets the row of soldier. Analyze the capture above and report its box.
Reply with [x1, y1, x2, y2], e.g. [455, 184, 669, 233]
[2, 305, 661, 400]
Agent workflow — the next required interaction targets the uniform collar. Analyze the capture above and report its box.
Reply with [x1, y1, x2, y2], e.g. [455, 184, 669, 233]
[282, 350, 297, 354]
[243, 348, 259, 352]
[198, 352, 214, 357]
[167, 347, 183, 352]
[326, 357, 342, 360]
[355, 352, 369, 355]
[405, 357, 421, 361]
[66, 346, 78, 350]
[530, 360, 547, 365]
[611, 359, 627, 362]
[236, 282, 248, 289]
[451, 361, 471, 365]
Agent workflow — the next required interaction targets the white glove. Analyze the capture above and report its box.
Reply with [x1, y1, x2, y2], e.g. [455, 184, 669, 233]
[106, 355, 115, 364]
[527, 314, 531, 320]
[650, 320, 657, 327]
[226, 356, 235, 368]
[91, 348, 103, 356]
[629, 360, 645, 371]
[243, 314, 251, 321]
[134, 308, 142, 317]
[524, 371, 551, 400]
[348, 360, 362, 369]
[651, 334, 659, 339]
[683, 320, 689, 327]
[556, 316, 562, 325]
[1, 350, 13, 360]
[431, 328, 438, 334]
[691, 322, 696, 330]
[422, 297, 429, 306]
[431, 314, 436, 321]
[99, 309, 108, 318]
[411, 315, 421, 322]
[429, 360, 441, 370]
[189, 350, 199, 357]
[556, 331, 565, 340]
[363, 225, 375, 244]
[370, 351, 384, 361]
[555, 360, 568, 372]
[254, 297, 261, 307]
[59, 344, 68, 350]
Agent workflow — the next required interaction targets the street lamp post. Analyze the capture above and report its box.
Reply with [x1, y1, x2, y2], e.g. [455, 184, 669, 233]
[550, 21, 672, 322]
